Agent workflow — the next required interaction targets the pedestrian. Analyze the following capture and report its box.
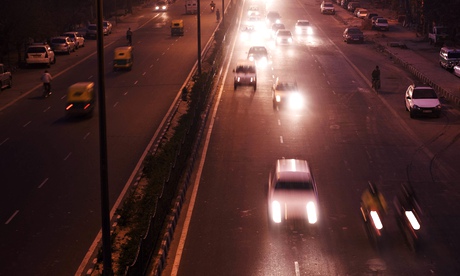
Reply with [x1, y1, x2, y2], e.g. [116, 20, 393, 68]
[126, 27, 133, 45]
[371, 65, 380, 90]
[216, 9, 220, 22]
[41, 70, 52, 97]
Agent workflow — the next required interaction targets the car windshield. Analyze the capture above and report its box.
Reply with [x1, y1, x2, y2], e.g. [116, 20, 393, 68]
[250, 47, 267, 54]
[448, 52, 460, 58]
[275, 180, 314, 190]
[52, 38, 67, 44]
[413, 89, 438, 99]
[348, 28, 362, 34]
[27, 47, 46, 53]
[236, 66, 256, 73]
[276, 83, 297, 91]
[377, 19, 388, 23]
[278, 30, 291, 36]
[297, 21, 310, 26]
[324, 3, 333, 7]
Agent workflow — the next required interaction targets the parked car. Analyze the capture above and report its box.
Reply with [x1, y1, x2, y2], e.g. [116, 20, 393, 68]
[366, 13, 379, 20]
[25, 43, 56, 67]
[0, 64, 12, 90]
[103, 21, 112, 35]
[50, 36, 75, 54]
[374, 18, 389, 31]
[347, 1, 360, 12]
[356, 8, 368, 18]
[343, 27, 364, 43]
[454, 64, 460, 77]
[320, 1, 335, 15]
[439, 47, 460, 70]
[86, 24, 98, 39]
[404, 84, 441, 118]
[61, 32, 85, 48]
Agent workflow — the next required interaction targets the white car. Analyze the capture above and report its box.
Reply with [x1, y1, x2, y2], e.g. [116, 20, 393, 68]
[295, 20, 313, 35]
[454, 64, 460, 77]
[320, 1, 335, 14]
[404, 84, 441, 118]
[268, 159, 319, 225]
[275, 29, 293, 45]
[25, 43, 56, 67]
[374, 18, 389, 31]
[272, 78, 303, 109]
[356, 8, 368, 19]
[61, 32, 85, 48]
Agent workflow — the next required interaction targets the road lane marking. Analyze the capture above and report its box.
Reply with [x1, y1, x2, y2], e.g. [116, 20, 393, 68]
[60, 95, 66, 100]
[63, 152, 72, 161]
[38, 178, 49, 189]
[142, 72, 147, 76]
[294, 261, 300, 276]
[5, 210, 19, 225]
[134, 80, 139, 85]
[280, 136, 284, 143]
[278, 119, 281, 125]
[43, 106, 51, 112]
[23, 121, 31, 127]
[114, 102, 119, 107]
[83, 132, 90, 140]
[0, 138, 9, 145]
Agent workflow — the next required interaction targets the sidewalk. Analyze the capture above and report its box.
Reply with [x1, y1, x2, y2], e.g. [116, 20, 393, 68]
[335, 1, 460, 107]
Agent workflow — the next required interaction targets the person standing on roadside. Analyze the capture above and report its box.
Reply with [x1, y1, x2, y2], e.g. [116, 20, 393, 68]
[216, 9, 220, 22]
[372, 65, 380, 90]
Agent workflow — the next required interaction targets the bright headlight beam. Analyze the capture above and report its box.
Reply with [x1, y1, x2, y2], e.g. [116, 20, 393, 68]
[370, 211, 383, 230]
[306, 202, 317, 224]
[272, 201, 281, 223]
[405, 211, 420, 230]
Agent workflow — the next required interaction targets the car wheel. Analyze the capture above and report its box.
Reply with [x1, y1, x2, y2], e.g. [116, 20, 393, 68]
[7, 78, 12, 88]
[409, 108, 416, 119]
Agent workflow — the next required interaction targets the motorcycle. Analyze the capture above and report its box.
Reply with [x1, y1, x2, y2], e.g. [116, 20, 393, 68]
[394, 195, 421, 251]
[360, 202, 384, 247]
[210, 5, 215, 12]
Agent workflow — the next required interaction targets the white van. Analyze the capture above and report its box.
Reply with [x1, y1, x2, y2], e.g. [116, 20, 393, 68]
[185, 0, 197, 14]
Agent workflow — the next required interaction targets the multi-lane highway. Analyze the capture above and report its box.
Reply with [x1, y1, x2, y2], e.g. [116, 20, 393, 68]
[165, 0, 460, 275]
[0, 2, 219, 275]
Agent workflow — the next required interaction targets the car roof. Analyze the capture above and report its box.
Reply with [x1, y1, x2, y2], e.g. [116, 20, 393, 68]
[275, 159, 312, 182]
[236, 59, 256, 66]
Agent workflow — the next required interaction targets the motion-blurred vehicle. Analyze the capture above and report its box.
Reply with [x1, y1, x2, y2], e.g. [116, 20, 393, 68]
[272, 78, 303, 109]
[25, 43, 56, 67]
[61, 32, 85, 49]
[270, 23, 286, 38]
[247, 46, 269, 67]
[374, 18, 389, 31]
[295, 20, 313, 35]
[343, 26, 364, 43]
[268, 159, 319, 226]
[50, 36, 75, 54]
[240, 24, 257, 40]
[65, 82, 95, 118]
[347, 1, 360, 12]
[265, 11, 281, 26]
[247, 5, 260, 16]
[113, 46, 133, 71]
[0, 64, 12, 90]
[275, 29, 293, 45]
[154, 1, 168, 11]
[360, 182, 387, 247]
[404, 84, 441, 118]
[320, 1, 335, 14]
[171, 19, 184, 36]
[233, 60, 257, 91]
[103, 21, 112, 35]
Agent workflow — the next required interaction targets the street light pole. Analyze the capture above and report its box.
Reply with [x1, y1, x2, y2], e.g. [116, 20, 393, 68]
[197, 0, 202, 75]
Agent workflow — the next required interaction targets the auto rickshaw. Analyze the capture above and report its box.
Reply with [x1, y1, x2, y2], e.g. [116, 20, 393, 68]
[171, 19, 184, 36]
[65, 82, 95, 118]
[113, 46, 133, 71]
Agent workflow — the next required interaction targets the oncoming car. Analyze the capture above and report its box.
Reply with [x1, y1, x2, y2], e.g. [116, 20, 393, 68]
[295, 20, 313, 35]
[233, 60, 257, 90]
[272, 78, 303, 109]
[154, 1, 168, 11]
[268, 159, 319, 226]
[247, 46, 269, 67]
[275, 29, 293, 45]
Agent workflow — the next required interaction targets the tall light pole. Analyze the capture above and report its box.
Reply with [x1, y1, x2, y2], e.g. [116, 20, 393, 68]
[197, 0, 202, 75]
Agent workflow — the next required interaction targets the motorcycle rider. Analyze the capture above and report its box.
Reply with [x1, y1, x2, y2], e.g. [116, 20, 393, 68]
[394, 182, 422, 249]
[371, 65, 381, 90]
[41, 70, 52, 97]
[210, 1, 216, 12]
[361, 181, 387, 215]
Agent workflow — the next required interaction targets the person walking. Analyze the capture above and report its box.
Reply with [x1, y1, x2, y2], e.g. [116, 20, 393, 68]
[371, 65, 380, 90]
[216, 9, 220, 22]
[41, 70, 52, 97]
[126, 27, 133, 45]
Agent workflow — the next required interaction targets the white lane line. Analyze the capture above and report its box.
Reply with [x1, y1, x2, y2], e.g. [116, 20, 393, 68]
[38, 178, 49, 189]
[0, 137, 9, 145]
[88, 75, 94, 79]
[278, 119, 281, 125]
[63, 152, 72, 161]
[280, 136, 284, 144]
[294, 261, 300, 276]
[123, 91, 128, 95]
[113, 102, 119, 107]
[83, 132, 90, 140]
[43, 106, 51, 112]
[142, 72, 147, 76]
[150, 64, 154, 68]
[23, 121, 31, 127]
[60, 95, 66, 100]
[134, 80, 139, 85]
[5, 210, 19, 225]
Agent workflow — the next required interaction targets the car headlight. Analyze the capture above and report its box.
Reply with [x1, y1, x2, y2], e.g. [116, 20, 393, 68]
[288, 37, 293, 43]
[405, 211, 420, 230]
[275, 94, 281, 102]
[271, 200, 282, 223]
[288, 93, 303, 109]
[306, 201, 317, 224]
[275, 19, 281, 24]
[436, 104, 442, 109]
[307, 27, 313, 35]
[370, 210, 383, 229]
[248, 55, 254, 61]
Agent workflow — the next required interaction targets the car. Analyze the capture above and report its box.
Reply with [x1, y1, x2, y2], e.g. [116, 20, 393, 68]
[356, 8, 368, 18]
[240, 25, 257, 40]
[320, 1, 335, 15]
[371, 16, 383, 26]
[270, 23, 286, 38]
[103, 21, 112, 35]
[341, 0, 350, 8]
[0, 64, 12, 90]
[154, 1, 168, 11]
[247, 46, 269, 67]
[347, 1, 360, 12]
[404, 84, 441, 118]
[275, 29, 293, 45]
[267, 159, 319, 225]
[272, 78, 303, 109]
[86, 24, 98, 39]
[343, 26, 364, 43]
[247, 15, 263, 30]
[353, 7, 364, 17]
[25, 43, 56, 67]
[247, 5, 260, 16]
[374, 18, 389, 31]
[454, 64, 460, 77]
[233, 60, 257, 90]
[366, 13, 379, 20]
[266, 11, 281, 26]
[61, 31, 85, 49]
[295, 20, 313, 35]
[50, 36, 75, 54]
[439, 47, 460, 70]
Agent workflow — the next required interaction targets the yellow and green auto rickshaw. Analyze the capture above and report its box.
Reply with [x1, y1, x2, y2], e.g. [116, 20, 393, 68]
[171, 19, 184, 36]
[65, 82, 95, 118]
[113, 46, 133, 71]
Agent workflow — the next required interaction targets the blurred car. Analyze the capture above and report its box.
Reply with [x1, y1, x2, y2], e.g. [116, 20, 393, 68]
[405, 84, 441, 118]
[454, 64, 460, 77]
[320, 1, 335, 15]
[266, 11, 281, 26]
[272, 78, 303, 109]
[343, 27, 364, 43]
[271, 23, 286, 38]
[233, 60, 257, 90]
[247, 46, 269, 67]
[61, 31, 85, 49]
[50, 36, 75, 54]
[103, 21, 112, 35]
[154, 1, 168, 11]
[366, 13, 379, 20]
[347, 1, 360, 12]
[268, 159, 319, 225]
[275, 29, 293, 45]
[86, 24, 98, 39]
[356, 8, 368, 18]
[240, 25, 257, 40]
[295, 20, 313, 35]
[374, 18, 389, 31]
[247, 15, 263, 30]
[247, 5, 260, 16]
[25, 43, 56, 67]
